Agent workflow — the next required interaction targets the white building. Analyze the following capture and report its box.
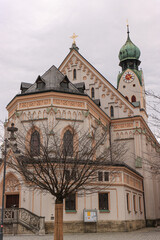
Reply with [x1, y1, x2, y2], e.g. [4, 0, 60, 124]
[0, 28, 160, 234]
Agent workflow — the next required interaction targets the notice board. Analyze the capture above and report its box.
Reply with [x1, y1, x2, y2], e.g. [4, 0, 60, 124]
[83, 209, 97, 222]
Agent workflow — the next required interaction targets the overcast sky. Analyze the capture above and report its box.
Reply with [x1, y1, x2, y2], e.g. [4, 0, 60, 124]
[0, 0, 160, 127]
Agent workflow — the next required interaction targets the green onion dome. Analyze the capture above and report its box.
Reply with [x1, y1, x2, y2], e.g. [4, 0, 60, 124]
[119, 31, 141, 62]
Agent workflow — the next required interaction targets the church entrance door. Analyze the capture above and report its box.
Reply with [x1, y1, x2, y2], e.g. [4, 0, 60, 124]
[6, 194, 19, 208]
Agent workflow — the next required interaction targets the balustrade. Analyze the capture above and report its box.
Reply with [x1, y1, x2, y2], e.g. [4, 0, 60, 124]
[0, 208, 45, 235]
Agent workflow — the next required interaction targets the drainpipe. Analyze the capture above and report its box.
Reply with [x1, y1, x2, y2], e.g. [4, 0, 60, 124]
[0, 139, 7, 240]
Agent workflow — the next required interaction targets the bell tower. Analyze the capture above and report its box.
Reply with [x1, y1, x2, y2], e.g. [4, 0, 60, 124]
[117, 25, 146, 111]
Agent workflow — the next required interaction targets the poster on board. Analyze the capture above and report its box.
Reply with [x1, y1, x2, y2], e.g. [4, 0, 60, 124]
[83, 209, 97, 222]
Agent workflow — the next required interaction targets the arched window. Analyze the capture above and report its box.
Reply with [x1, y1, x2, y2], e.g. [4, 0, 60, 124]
[73, 69, 76, 79]
[30, 130, 40, 156]
[125, 96, 129, 101]
[63, 130, 73, 156]
[91, 87, 95, 98]
[131, 95, 136, 102]
[110, 106, 114, 118]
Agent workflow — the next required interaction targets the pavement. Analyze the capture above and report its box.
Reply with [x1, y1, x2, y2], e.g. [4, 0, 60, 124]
[3, 227, 160, 240]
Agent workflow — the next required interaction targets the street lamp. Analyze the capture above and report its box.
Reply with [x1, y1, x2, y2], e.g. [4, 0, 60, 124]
[0, 123, 18, 240]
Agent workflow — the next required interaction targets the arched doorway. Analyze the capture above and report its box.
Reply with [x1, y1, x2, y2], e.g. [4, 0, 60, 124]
[5, 174, 20, 208]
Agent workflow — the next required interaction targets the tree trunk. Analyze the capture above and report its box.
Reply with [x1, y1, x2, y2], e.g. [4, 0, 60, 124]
[54, 200, 63, 240]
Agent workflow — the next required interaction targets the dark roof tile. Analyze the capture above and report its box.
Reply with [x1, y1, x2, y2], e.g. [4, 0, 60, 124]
[22, 65, 84, 95]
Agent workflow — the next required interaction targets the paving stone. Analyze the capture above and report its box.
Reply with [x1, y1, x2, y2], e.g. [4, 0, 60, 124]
[3, 228, 160, 240]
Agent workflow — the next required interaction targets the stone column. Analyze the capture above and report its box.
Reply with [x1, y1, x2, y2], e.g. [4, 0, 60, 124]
[13, 209, 18, 235]
[39, 217, 45, 235]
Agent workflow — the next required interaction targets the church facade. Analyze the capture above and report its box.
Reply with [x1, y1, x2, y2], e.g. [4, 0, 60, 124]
[0, 28, 160, 233]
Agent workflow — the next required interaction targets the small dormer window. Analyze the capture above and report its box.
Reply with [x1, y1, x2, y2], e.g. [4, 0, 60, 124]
[73, 69, 76, 79]
[36, 76, 45, 90]
[60, 76, 69, 89]
[37, 81, 45, 90]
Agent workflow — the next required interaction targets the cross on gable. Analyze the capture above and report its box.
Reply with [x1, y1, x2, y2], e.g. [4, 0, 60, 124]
[70, 33, 78, 44]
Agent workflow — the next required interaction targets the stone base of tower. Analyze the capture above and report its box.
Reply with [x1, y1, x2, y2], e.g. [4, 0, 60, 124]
[146, 219, 160, 227]
[45, 220, 146, 233]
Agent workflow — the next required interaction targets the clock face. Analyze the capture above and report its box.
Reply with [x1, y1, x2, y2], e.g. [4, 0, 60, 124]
[123, 71, 135, 83]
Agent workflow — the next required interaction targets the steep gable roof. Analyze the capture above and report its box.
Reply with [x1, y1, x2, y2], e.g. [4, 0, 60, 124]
[59, 49, 141, 115]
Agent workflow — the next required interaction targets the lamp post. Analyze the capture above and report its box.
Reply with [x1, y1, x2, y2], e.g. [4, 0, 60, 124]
[0, 123, 18, 240]
[0, 139, 7, 240]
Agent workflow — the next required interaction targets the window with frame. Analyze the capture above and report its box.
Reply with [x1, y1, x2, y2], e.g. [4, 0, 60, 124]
[65, 170, 70, 181]
[73, 69, 76, 79]
[126, 175, 129, 184]
[133, 195, 137, 213]
[99, 193, 109, 211]
[98, 172, 103, 181]
[71, 169, 77, 180]
[91, 87, 95, 98]
[143, 99, 146, 109]
[65, 169, 77, 181]
[135, 156, 142, 168]
[126, 193, 130, 212]
[63, 130, 73, 157]
[98, 171, 109, 182]
[131, 95, 136, 102]
[30, 130, 40, 156]
[139, 196, 142, 213]
[110, 106, 114, 117]
[37, 81, 45, 90]
[65, 193, 76, 211]
[104, 172, 109, 181]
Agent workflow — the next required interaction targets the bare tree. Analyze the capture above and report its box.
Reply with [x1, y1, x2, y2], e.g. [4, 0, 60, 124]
[141, 151, 160, 176]
[145, 90, 160, 139]
[7, 121, 126, 240]
[139, 91, 160, 176]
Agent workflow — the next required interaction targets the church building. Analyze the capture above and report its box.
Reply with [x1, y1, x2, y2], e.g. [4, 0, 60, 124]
[0, 27, 160, 234]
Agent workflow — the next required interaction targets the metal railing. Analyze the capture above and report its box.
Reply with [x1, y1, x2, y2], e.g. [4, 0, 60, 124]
[0, 208, 45, 235]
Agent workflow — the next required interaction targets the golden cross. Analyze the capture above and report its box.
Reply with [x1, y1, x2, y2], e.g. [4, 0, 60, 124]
[70, 33, 78, 44]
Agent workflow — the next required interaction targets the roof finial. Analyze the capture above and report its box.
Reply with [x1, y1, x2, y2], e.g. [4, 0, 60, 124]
[126, 19, 130, 37]
[70, 33, 79, 52]
[70, 33, 78, 44]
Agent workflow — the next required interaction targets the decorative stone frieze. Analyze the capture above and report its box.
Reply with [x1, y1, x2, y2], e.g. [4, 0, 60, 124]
[52, 99, 85, 108]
